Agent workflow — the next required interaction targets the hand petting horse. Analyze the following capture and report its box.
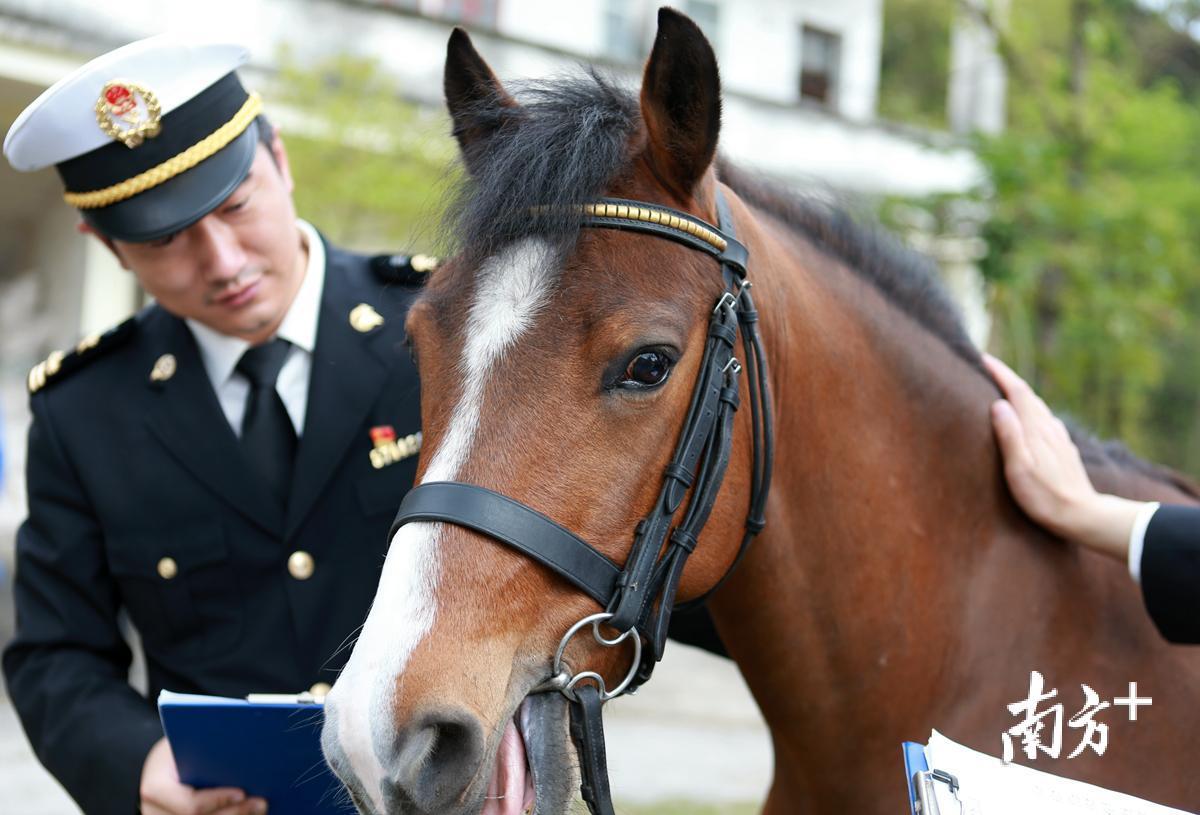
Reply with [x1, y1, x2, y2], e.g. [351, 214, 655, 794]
[322, 8, 1200, 815]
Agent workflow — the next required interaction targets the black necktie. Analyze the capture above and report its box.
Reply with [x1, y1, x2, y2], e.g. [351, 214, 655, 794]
[236, 338, 296, 505]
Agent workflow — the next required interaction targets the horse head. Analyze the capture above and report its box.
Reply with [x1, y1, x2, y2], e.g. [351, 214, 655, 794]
[322, 9, 766, 814]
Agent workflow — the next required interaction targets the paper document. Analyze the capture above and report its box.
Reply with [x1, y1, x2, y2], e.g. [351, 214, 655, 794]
[913, 729, 1195, 815]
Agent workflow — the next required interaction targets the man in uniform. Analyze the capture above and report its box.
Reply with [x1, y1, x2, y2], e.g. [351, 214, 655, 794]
[2, 36, 432, 815]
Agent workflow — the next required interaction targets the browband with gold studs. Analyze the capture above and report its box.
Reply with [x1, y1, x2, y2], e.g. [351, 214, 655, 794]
[539, 197, 748, 276]
[576, 201, 728, 253]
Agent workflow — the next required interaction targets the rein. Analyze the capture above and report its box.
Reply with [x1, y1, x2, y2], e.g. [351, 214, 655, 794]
[390, 186, 774, 815]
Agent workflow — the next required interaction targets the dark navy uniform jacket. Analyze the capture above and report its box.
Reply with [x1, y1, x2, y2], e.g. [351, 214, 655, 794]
[1141, 504, 1200, 645]
[3, 239, 423, 815]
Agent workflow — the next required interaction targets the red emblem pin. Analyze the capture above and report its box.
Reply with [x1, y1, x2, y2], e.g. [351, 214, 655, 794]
[104, 84, 135, 116]
[370, 425, 397, 449]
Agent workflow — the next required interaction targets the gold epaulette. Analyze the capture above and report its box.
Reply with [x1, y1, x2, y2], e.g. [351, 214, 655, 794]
[27, 316, 137, 395]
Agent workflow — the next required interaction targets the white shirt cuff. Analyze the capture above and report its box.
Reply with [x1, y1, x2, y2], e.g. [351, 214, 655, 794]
[1127, 502, 1161, 584]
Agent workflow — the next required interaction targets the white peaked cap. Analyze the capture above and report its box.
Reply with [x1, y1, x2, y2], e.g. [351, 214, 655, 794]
[4, 34, 250, 172]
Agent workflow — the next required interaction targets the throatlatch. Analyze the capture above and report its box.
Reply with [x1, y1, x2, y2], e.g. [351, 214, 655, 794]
[390, 186, 775, 815]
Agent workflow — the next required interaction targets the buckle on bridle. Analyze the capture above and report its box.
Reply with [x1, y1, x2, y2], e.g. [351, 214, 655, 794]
[713, 291, 738, 315]
[540, 612, 643, 703]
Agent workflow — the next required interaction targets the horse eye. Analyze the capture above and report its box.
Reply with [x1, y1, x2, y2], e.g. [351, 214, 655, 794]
[621, 351, 673, 389]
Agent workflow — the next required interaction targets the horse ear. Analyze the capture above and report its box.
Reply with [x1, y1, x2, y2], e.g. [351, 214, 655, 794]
[639, 7, 722, 200]
[444, 27, 517, 173]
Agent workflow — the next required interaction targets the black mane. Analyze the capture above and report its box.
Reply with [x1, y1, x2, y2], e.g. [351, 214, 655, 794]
[445, 71, 638, 262]
[715, 160, 983, 370]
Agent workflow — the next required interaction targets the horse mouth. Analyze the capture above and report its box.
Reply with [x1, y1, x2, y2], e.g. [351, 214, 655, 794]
[480, 693, 573, 815]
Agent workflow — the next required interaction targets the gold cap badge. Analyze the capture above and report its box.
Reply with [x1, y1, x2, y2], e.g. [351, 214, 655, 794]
[95, 80, 162, 149]
[150, 353, 176, 382]
[349, 303, 385, 333]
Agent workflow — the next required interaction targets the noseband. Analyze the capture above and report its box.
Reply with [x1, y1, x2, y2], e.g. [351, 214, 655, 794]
[390, 187, 774, 815]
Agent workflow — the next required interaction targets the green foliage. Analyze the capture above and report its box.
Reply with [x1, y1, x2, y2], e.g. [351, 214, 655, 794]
[974, 0, 1200, 470]
[879, 0, 956, 127]
[270, 49, 457, 255]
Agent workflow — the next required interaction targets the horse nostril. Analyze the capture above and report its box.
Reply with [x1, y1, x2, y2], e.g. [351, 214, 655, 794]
[389, 709, 485, 812]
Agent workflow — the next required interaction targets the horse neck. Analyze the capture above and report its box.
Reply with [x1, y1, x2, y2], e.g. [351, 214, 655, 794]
[706, 203, 1071, 788]
[703, 198, 1200, 811]
[735, 204, 1008, 579]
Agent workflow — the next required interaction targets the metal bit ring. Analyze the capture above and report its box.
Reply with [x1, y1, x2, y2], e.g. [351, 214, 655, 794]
[551, 612, 642, 702]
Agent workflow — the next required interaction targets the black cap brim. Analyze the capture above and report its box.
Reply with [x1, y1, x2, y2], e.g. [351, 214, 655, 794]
[81, 118, 259, 243]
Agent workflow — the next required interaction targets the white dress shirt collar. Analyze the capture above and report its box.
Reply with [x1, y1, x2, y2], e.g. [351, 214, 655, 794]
[276, 219, 325, 355]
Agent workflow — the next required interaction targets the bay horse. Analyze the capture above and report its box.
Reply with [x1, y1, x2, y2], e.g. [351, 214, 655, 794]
[322, 9, 1200, 814]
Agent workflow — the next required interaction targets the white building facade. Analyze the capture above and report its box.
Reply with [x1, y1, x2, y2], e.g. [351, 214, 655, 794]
[0, 0, 1003, 363]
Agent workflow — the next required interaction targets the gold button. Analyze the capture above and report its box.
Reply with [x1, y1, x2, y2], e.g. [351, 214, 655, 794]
[309, 682, 332, 698]
[157, 557, 178, 580]
[288, 550, 315, 580]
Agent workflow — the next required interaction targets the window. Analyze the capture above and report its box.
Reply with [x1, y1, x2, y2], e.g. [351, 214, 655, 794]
[603, 0, 642, 63]
[799, 25, 841, 108]
[441, 0, 499, 27]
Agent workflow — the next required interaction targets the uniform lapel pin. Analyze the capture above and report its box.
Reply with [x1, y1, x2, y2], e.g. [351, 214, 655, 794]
[349, 303, 384, 333]
[409, 254, 440, 273]
[150, 353, 177, 383]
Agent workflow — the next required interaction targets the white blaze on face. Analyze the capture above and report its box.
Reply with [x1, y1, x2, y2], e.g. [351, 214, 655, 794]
[329, 238, 556, 811]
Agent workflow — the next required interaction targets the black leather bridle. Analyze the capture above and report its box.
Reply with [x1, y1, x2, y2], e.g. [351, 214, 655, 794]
[390, 187, 774, 815]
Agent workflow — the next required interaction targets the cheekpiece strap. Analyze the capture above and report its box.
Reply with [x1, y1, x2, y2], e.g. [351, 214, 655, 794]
[569, 683, 616, 815]
[605, 289, 739, 640]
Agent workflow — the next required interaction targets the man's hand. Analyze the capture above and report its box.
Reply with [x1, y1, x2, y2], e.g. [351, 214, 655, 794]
[140, 736, 268, 815]
[984, 353, 1144, 561]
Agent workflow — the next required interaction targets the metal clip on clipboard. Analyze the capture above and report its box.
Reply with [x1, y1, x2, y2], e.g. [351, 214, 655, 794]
[912, 768, 964, 814]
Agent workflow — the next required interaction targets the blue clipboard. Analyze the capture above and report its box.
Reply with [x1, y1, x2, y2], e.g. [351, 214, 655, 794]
[902, 741, 930, 814]
[902, 738, 964, 814]
[158, 691, 353, 815]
